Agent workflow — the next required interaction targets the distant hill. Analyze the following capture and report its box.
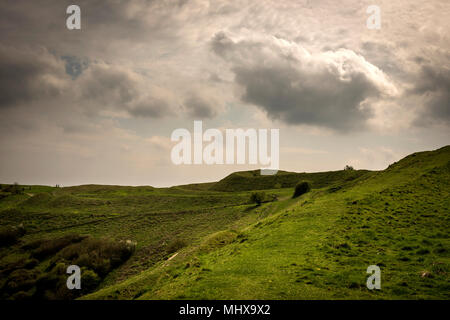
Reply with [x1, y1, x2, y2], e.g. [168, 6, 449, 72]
[209, 169, 371, 192]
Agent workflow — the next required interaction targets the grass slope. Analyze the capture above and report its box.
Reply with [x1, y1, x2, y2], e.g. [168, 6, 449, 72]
[84, 146, 449, 300]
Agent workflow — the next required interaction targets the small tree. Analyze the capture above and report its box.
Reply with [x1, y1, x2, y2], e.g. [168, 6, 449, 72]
[292, 181, 311, 198]
[250, 192, 266, 206]
[344, 165, 354, 171]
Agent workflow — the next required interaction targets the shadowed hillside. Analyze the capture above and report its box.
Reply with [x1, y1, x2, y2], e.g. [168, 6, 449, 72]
[207, 169, 371, 192]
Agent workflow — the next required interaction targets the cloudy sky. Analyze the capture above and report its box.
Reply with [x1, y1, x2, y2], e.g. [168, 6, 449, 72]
[0, 0, 449, 187]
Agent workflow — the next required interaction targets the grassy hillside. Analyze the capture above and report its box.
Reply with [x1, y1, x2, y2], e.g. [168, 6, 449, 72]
[1, 146, 449, 299]
[209, 169, 370, 192]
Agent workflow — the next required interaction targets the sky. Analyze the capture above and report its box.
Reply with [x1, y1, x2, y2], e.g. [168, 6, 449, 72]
[0, 0, 449, 187]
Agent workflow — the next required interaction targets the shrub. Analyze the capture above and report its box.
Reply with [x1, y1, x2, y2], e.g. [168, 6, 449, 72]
[34, 272, 72, 300]
[56, 237, 134, 276]
[31, 234, 87, 260]
[293, 181, 311, 198]
[0, 225, 26, 247]
[3, 269, 40, 294]
[250, 192, 266, 206]
[81, 269, 101, 292]
[21, 239, 46, 250]
[0, 258, 39, 277]
[2, 235, 135, 300]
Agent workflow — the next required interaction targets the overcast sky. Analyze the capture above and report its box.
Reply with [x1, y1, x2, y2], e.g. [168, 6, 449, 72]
[0, 0, 449, 187]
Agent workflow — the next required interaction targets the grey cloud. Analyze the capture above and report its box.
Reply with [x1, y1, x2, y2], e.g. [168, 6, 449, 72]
[183, 96, 217, 119]
[411, 65, 450, 124]
[0, 45, 67, 108]
[211, 33, 397, 132]
[77, 63, 173, 118]
[79, 65, 137, 105]
[211, 32, 230, 54]
[0, 0, 188, 53]
[234, 65, 375, 131]
[360, 41, 405, 79]
[0, 0, 208, 121]
[0, 42, 171, 120]
[128, 100, 170, 118]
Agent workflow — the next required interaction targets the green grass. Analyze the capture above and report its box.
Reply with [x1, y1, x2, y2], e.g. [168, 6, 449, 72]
[1, 146, 449, 299]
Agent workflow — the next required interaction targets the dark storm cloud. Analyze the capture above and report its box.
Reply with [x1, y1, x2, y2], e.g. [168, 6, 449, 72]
[411, 65, 450, 124]
[211, 33, 397, 132]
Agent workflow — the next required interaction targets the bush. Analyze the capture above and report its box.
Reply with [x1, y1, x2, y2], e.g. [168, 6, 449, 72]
[2, 269, 40, 294]
[293, 181, 311, 198]
[250, 192, 266, 206]
[0, 258, 39, 279]
[81, 269, 101, 292]
[56, 237, 135, 276]
[31, 234, 87, 260]
[34, 272, 71, 300]
[1, 235, 135, 300]
[0, 225, 26, 247]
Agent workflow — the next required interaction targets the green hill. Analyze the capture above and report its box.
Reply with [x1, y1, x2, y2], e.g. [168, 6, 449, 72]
[0, 146, 449, 300]
[209, 169, 371, 192]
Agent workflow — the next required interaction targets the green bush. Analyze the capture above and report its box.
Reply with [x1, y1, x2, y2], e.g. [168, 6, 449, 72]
[34, 272, 72, 300]
[1, 234, 135, 300]
[56, 237, 135, 276]
[293, 181, 311, 198]
[31, 234, 87, 260]
[250, 192, 266, 206]
[2, 269, 40, 295]
[81, 269, 101, 292]
[0, 258, 39, 278]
